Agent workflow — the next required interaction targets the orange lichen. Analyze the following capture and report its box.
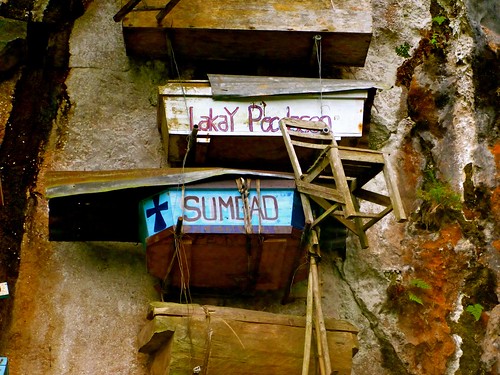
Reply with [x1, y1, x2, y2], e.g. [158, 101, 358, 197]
[407, 78, 442, 138]
[397, 224, 467, 375]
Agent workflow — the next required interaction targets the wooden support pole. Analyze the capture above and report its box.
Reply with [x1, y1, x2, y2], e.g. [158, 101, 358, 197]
[311, 255, 332, 375]
[174, 216, 183, 236]
[301, 266, 314, 375]
[382, 153, 407, 222]
[113, 0, 141, 22]
[156, 0, 182, 23]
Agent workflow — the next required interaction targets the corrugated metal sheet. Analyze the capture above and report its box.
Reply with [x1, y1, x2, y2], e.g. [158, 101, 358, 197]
[208, 75, 387, 99]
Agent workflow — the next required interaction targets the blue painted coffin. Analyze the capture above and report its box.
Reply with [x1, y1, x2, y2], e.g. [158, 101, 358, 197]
[0, 357, 8, 375]
[138, 179, 307, 292]
[139, 179, 304, 243]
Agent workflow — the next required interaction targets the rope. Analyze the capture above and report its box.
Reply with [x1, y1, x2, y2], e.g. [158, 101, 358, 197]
[236, 177, 253, 235]
[314, 35, 324, 116]
[256, 179, 262, 235]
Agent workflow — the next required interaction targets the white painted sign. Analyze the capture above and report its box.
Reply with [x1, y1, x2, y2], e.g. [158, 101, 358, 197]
[0, 282, 9, 299]
[160, 83, 366, 138]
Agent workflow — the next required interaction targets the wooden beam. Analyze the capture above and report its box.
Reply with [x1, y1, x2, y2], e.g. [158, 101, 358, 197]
[311, 256, 332, 375]
[295, 181, 345, 204]
[156, 0, 182, 23]
[327, 146, 357, 218]
[382, 153, 407, 222]
[354, 188, 391, 206]
[113, 0, 142, 22]
[301, 267, 314, 375]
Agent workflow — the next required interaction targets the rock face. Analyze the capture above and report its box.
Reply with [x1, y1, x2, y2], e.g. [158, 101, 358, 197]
[0, 17, 26, 76]
[0, 0, 498, 374]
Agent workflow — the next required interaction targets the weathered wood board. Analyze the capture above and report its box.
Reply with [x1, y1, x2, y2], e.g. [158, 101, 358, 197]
[121, 0, 372, 67]
[158, 78, 376, 169]
[138, 302, 359, 375]
[145, 228, 306, 291]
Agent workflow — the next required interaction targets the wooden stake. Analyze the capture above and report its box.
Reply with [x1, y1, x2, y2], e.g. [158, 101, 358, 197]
[301, 266, 314, 375]
[311, 256, 332, 375]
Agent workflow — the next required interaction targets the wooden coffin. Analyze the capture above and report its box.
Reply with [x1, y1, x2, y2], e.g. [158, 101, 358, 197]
[159, 76, 379, 169]
[140, 179, 307, 292]
[138, 302, 359, 375]
[46, 168, 294, 242]
[121, 0, 372, 69]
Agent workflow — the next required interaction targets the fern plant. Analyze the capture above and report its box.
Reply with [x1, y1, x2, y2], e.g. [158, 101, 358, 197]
[466, 304, 483, 321]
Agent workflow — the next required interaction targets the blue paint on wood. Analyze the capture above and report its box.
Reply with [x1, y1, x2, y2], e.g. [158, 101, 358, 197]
[0, 357, 8, 375]
[139, 184, 303, 241]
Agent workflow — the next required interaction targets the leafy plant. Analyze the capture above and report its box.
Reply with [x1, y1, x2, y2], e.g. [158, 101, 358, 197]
[407, 278, 431, 305]
[408, 292, 424, 305]
[430, 33, 439, 46]
[395, 42, 411, 58]
[466, 304, 484, 321]
[410, 278, 431, 290]
[432, 16, 447, 25]
[418, 170, 462, 211]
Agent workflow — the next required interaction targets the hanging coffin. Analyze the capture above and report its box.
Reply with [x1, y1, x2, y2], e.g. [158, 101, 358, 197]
[120, 0, 372, 69]
[159, 75, 382, 170]
[139, 179, 307, 292]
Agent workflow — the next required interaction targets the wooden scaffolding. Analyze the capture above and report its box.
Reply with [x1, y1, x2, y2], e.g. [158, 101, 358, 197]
[279, 117, 407, 374]
[280, 117, 407, 249]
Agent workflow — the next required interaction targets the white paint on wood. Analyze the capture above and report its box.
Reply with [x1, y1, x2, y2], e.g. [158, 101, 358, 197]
[160, 82, 367, 138]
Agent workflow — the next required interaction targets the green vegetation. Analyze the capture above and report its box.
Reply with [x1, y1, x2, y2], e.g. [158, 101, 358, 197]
[395, 42, 411, 58]
[432, 15, 447, 25]
[407, 278, 431, 305]
[418, 180, 462, 211]
[408, 292, 424, 305]
[409, 278, 431, 290]
[418, 170, 462, 211]
[465, 304, 484, 321]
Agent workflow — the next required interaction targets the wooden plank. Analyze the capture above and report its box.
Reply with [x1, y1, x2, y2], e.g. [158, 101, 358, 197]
[161, 86, 365, 139]
[291, 139, 328, 150]
[382, 154, 408, 222]
[142, 305, 358, 375]
[355, 188, 392, 206]
[256, 239, 287, 290]
[138, 318, 175, 354]
[208, 74, 385, 99]
[122, 0, 372, 66]
[302, 268, 314, 375]
[113, 0, 141, 22]
[350, 195, 369, 249]
[295, 181, 345, 204]
[327, 146, 357, 218]
[156, 0, 182, 22]
[363, 206, 393, 231]
[148, 303, 359, 333]
[308, 196, 358, 234]
[304, 149, 332, 183]
[280, 120, 304, 178]
[310, 256, 332, 375]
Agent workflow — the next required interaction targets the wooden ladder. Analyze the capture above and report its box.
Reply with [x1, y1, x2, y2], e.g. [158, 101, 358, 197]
[280, 117, 407, 249]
